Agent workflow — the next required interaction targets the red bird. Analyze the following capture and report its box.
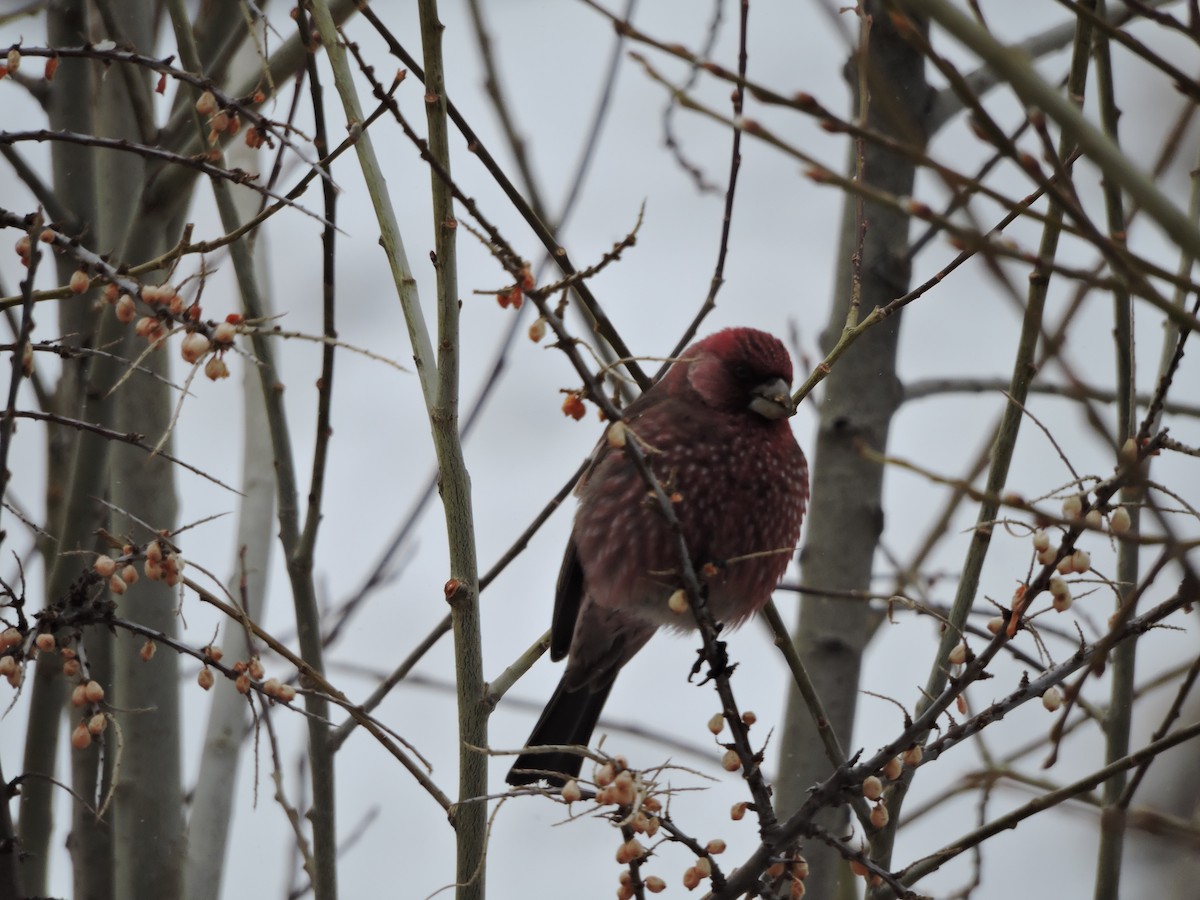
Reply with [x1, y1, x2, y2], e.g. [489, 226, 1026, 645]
[507, 328, 809, 786]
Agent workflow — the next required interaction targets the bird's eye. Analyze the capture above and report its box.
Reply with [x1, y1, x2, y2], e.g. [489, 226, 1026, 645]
[733, 363, 752, 380]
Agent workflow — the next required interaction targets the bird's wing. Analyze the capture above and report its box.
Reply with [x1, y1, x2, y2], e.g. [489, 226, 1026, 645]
[551, 536, 584, 661]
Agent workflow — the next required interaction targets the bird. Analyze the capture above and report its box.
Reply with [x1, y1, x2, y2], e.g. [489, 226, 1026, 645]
[506, 327, 809, 786]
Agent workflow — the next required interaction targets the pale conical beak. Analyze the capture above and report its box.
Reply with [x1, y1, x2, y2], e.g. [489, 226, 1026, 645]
[749, 377, 795, 420]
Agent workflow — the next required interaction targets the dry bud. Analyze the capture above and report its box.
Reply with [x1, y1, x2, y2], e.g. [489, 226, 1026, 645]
[197, 667, 215, 690]
[6, 48, 20, 73]
[235, 674, 251, 694]
[862, 775, 883, 801]
[0, 656, 16, 677]
[120, 564, 138, 585]
[84, 680, 104, 703]
[870, 802, 889, 829]
[0, 628, 21, 650]
[560, 779, 581, 802]
[248, 658, 264, 680]
[606, 421, 628, 449]
[721, 748, 741, 772]
[1109, 506, 1132, 534]
[708, 713, 725, 735]
[742, 710, 757, 726]
[695, 857, 712, 878]
[62, 659, 81, 678]
[667, 589, 688, 615]
[1036, 546, 1056, 566]
[793, 858, 810, 879]
[615, 838, 645, 865]
[644, 876, 666, 893]
[1119, 437, 1138, 465]
[986, 616, 1005, 635]
[1071, 549, 1091, 574]
[71, 684, 87, 707]
[205, 355, 230, 380]
[705, 839, 726, 855]
[682, 867, 702, 890]
[1049, 575, 1072, 612]
[88, 713, 108, 735]
[528, 317, 546, 343]
[108, 573, 127, 595]
[195, 90, 218, 116]
[1042, 686, 1063, 711]
[594, 762, 616, 787]
[71, 722, 92, 750]
[883, 755, 903, 781]
[35, 633, 56, 654]
[212, 321, 237, 344]
[1061, 494, 1083, 520]
[1085, 509, 1103, 529]
[948, 641, 967, 666]
[115, 294, 137, 323]
[1032, 529, 1050, 552]
[140, 639, 156, 662]
[181, 331, 212, 364]
[69, 270, 90, 294]
[730, 801, 748, 821]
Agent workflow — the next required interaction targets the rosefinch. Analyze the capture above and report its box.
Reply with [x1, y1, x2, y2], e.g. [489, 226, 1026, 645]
[507, 327, 809, 785]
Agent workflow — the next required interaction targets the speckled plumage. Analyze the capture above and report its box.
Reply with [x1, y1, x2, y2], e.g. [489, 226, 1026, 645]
[507, 328, 809, 785]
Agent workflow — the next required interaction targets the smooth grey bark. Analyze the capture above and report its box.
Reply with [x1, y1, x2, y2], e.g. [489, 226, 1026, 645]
[16, 1, 103, 895]
[775, 6, 928, 896]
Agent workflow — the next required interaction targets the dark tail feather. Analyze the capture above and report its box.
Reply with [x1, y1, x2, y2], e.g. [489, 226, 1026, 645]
[506, 676, 614, 786]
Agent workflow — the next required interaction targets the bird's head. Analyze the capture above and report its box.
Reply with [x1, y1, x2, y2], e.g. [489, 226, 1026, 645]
[676, 327, 796, 420]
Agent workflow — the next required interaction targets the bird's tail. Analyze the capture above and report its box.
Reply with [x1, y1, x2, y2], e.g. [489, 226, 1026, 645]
[506, 676, 614, 786]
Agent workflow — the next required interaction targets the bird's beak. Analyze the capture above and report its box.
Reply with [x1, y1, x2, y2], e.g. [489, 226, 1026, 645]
[749, 377, 795, 420]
